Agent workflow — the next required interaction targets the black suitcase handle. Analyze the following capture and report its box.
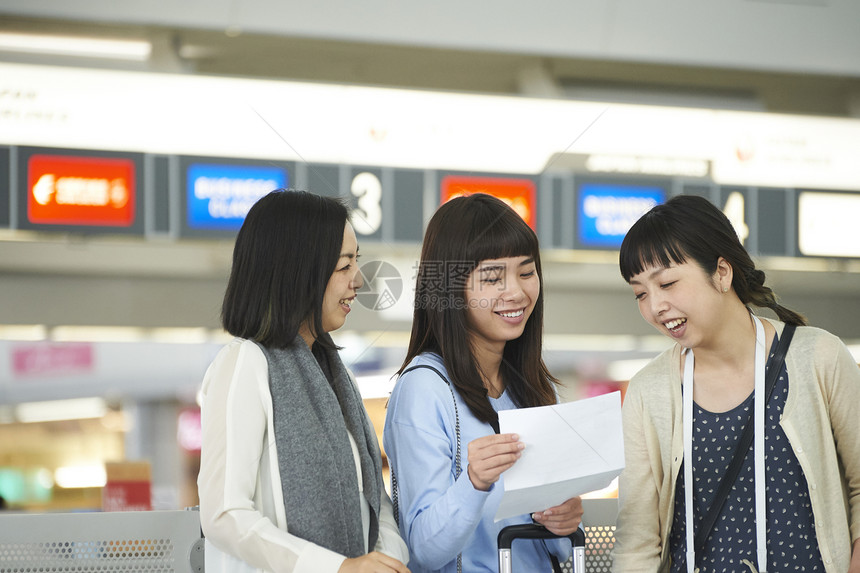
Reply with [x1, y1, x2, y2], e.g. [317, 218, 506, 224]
[498, 523, 586, 573]
[497, 523, 585, 549]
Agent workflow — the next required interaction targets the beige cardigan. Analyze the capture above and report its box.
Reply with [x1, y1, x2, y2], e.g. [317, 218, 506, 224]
[612, 318, 860, 572]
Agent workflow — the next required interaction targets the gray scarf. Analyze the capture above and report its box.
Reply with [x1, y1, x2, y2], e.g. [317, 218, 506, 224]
[257, 337, 382, 558]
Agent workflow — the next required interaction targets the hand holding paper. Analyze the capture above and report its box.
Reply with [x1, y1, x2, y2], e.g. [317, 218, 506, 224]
[494, 391, 624, 521]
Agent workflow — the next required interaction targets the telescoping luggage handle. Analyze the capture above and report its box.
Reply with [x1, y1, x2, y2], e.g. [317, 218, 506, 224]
[498, 523, 586, 573]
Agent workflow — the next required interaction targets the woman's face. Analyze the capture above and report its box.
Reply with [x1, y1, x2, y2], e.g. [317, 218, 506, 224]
[628, 259, 725, 348]
[463, 255, 540, 351]
[319, 222, 363, 335]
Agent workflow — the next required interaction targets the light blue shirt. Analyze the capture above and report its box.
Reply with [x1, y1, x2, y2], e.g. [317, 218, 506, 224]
[383, 352, 569, 572]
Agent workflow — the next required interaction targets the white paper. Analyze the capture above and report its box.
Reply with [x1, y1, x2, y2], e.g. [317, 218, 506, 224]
[494, 391, 624, 521]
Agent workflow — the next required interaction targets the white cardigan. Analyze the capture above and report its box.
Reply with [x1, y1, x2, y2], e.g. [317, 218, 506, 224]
[197, 338, 409, 573]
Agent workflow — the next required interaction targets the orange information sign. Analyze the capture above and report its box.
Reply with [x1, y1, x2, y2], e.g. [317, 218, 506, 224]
[440, 175, 536, 229]
[27, 155, 136, 226]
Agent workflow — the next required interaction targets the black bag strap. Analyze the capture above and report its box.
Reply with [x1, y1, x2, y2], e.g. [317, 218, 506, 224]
[693, 323, 796, 564]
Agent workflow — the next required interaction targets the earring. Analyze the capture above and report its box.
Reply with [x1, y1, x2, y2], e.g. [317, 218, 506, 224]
[722, 286, 729, 293]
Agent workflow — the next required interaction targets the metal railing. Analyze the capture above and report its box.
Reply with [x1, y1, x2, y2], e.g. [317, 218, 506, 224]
[0, 507, 203, 572]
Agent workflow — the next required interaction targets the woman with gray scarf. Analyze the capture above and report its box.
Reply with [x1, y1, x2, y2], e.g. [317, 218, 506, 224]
[198, 190, 410, 573]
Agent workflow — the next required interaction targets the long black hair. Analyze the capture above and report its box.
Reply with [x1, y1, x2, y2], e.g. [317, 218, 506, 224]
[221, 189, 350, 348]
[619, 194, 806, 326]
[400, 193, 558, 426]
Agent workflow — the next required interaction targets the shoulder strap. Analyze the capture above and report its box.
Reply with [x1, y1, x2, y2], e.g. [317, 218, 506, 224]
[693, 324, 796, 563]
[400, 365, 463, 478]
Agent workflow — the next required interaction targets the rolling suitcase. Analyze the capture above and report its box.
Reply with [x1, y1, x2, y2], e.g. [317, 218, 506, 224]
[498, 523, 586, 573]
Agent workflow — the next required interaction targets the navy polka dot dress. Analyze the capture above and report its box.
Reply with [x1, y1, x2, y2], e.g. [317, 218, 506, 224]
[668, 336, 825, 572]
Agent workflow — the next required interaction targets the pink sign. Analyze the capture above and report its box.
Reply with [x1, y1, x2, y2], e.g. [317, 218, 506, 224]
[11, 343, 95, 377]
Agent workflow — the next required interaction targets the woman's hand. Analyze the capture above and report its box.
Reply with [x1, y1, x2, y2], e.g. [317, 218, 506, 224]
[848, 537, 860, 573]
[466, 433, 524, 491]
[338, 551, 410, 572]
[532, 496, 584, 536]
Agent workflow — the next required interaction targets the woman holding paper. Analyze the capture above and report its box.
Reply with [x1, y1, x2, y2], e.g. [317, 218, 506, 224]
[383, 193, 583, 573]
[613, 195, 860, 573]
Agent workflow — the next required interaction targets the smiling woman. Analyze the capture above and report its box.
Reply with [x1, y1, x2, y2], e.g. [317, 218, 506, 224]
[197, 190, 409, 573]
[383, 193, 583, 573]
[613, 195, 860, 573]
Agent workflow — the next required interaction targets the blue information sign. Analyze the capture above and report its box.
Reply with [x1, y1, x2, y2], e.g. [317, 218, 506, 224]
[576, 183, 665, 248]
[187, 164, 287, 230]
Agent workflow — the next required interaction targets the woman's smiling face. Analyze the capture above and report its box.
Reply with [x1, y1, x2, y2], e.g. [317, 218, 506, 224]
[318, 222, 363, 336]
[463, 255, 540, 351]
[628, 259, 725, 348]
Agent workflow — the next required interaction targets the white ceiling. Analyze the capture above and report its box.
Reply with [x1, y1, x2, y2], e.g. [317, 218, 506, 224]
[2, 0, 860, 77]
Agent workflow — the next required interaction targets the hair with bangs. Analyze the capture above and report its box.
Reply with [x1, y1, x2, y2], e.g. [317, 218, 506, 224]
[619, 194, 806, 325]
[221, 189, 350, 349]
[400, 193, 558, 426]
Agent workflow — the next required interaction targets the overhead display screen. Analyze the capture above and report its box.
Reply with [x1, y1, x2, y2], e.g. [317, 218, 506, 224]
[27, 155, 136, 226]
[15, 147, 144, 235]
[440, 174, 537, 229]
[575, 182, 666, 249]
[4, 145, 859, 262]
[186, 163, 287, 231]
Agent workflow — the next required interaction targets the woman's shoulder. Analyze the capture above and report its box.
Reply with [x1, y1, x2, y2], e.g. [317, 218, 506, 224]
[793, 323, 844, 345]
[215, 337, 265, 361]
[762, 317, 846, 352]
[200, 339, 271, 406]
[386, 354, 460, 438]
[791, 325, 857, 371]
[397, 351, 449, 381]
[390, 353, 454, 401]
[622, 346, 681, 415]
[629, 344, 681, 386]
[204, 338, 267, 378]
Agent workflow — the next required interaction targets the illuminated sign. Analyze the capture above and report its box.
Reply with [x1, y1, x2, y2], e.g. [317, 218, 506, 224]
[585, 154, 709, 178]
[576, 183, 665, 248]
[441, 175, 537, 229]
[27, 155, 135, 226]
[12, 343, 94, 378]
[187, 163, 287, 230]
[798, 191, 860, 257]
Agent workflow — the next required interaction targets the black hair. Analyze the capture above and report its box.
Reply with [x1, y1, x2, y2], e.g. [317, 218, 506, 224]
[400, 193, 558, 426]
[619, 194, 806, 326]
[221, 189, 351, 348]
